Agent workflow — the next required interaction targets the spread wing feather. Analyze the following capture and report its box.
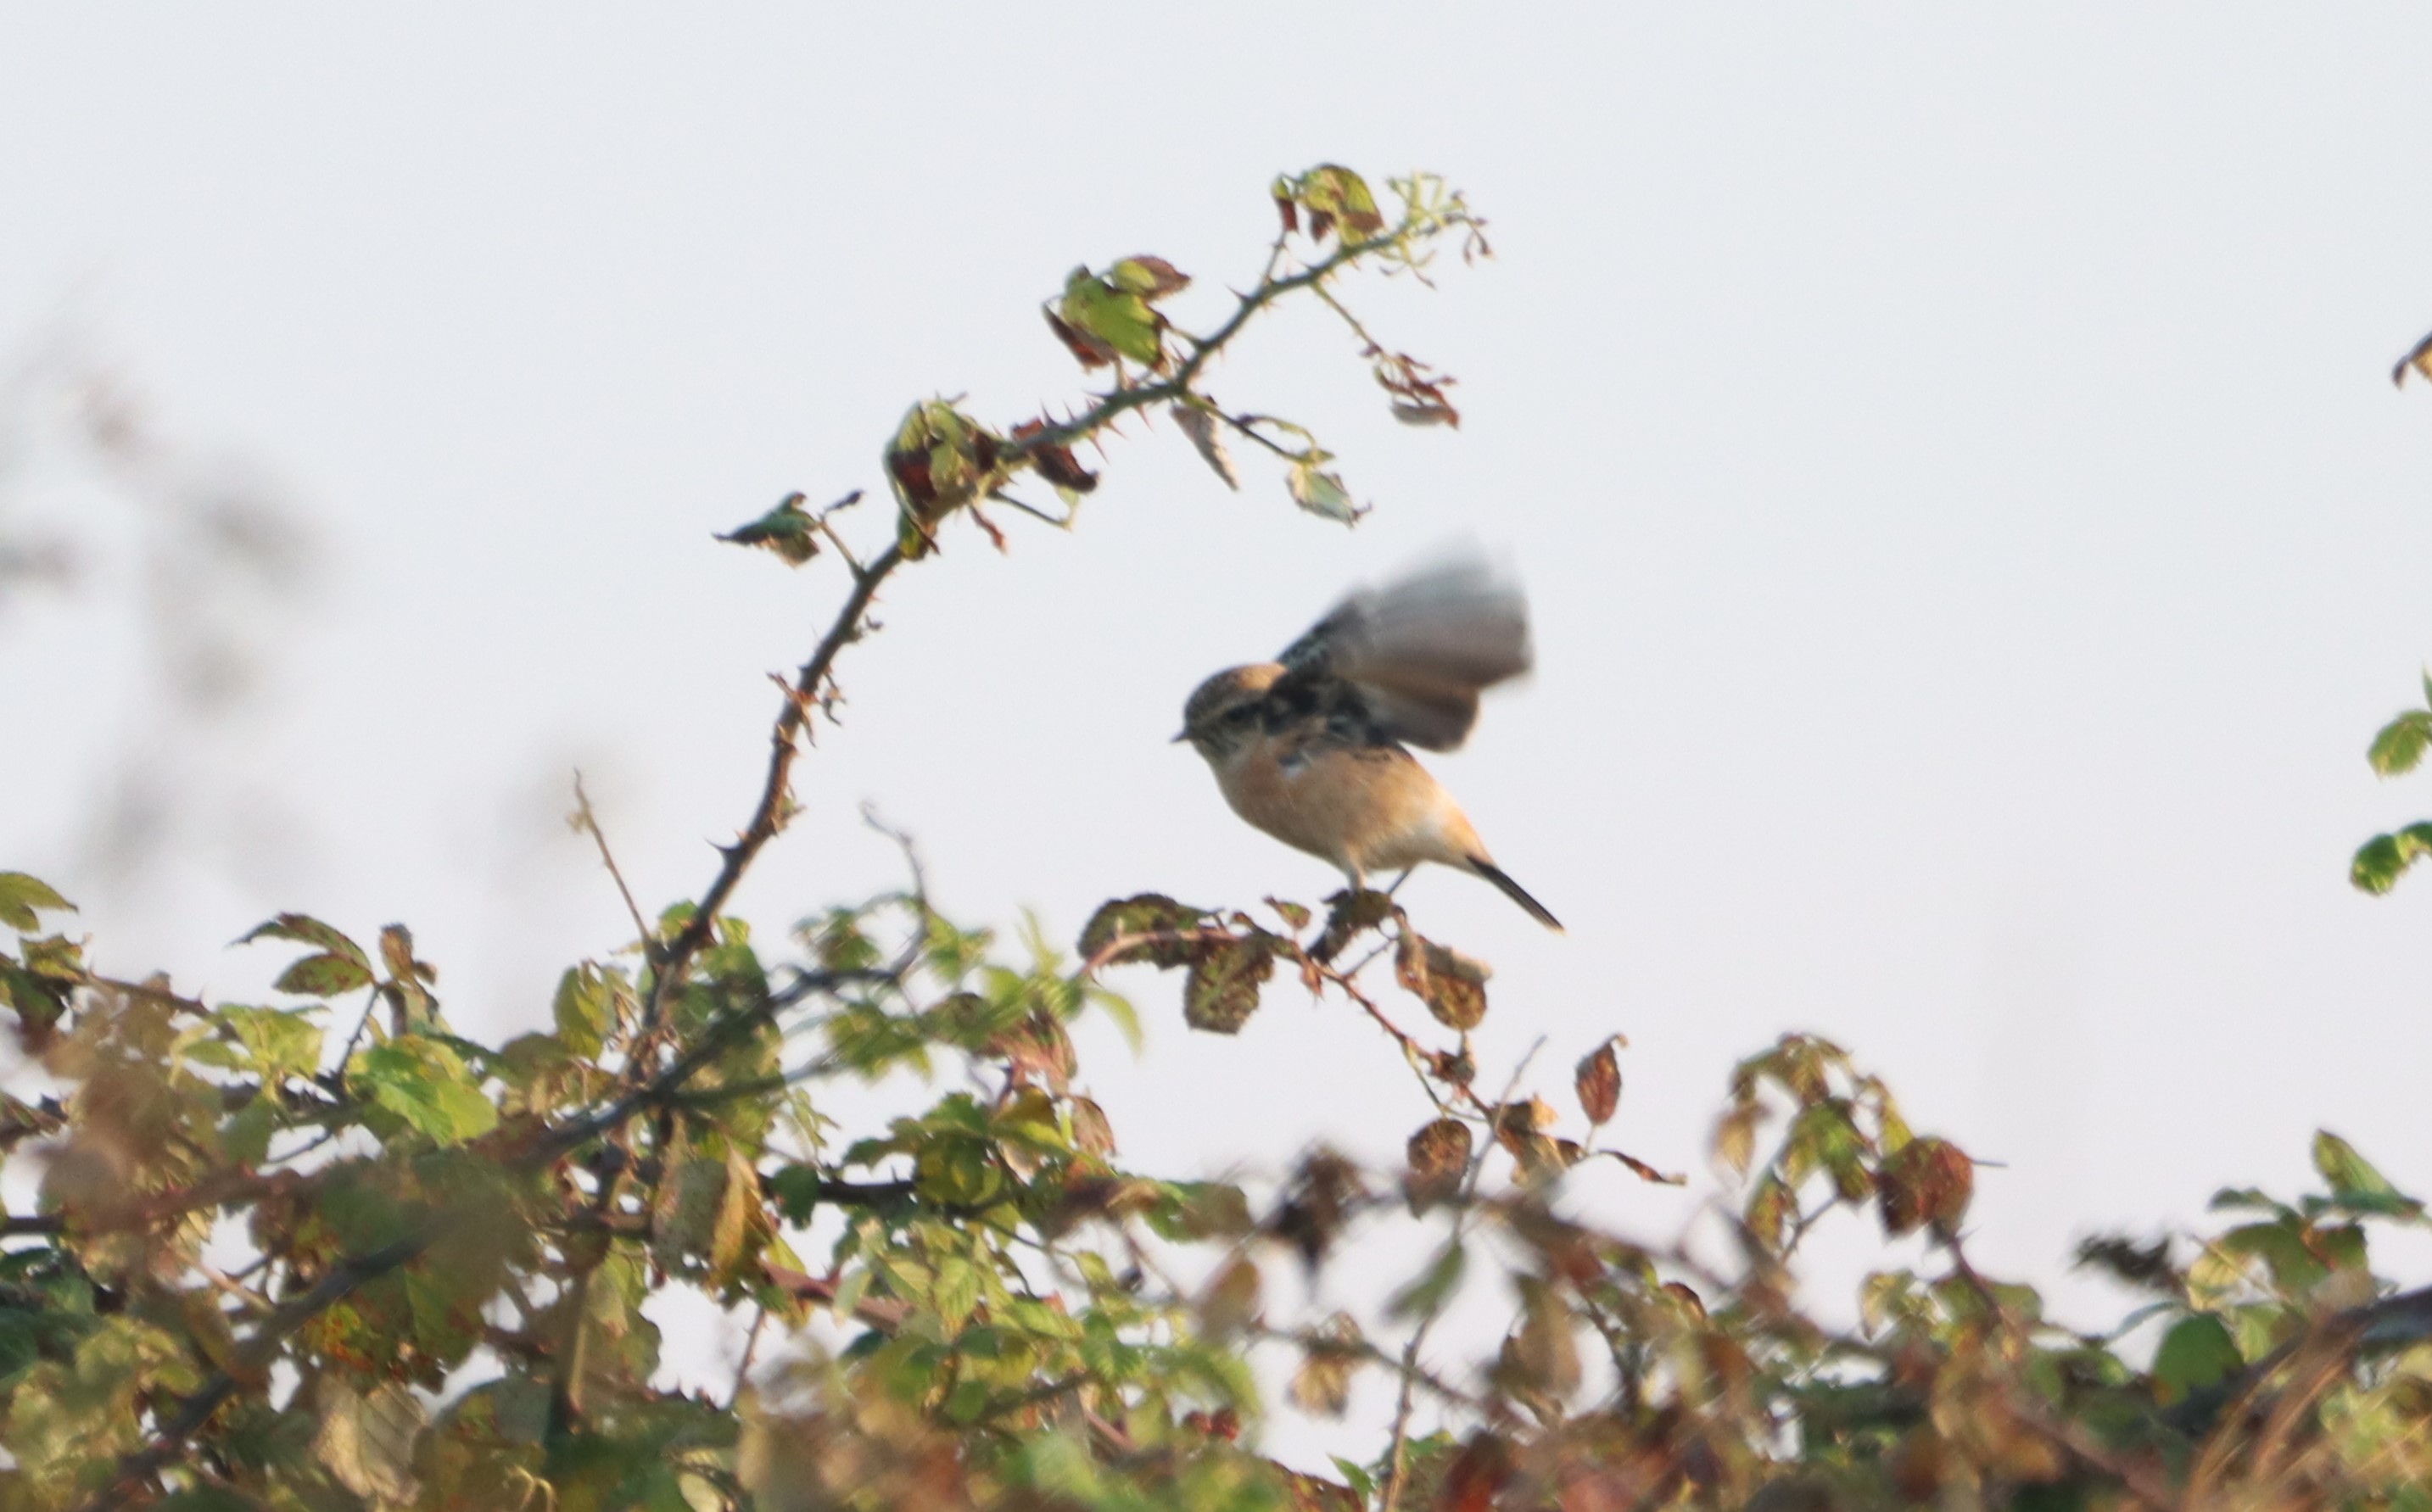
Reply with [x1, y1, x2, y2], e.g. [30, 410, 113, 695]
[1277, 553, 1533, 750]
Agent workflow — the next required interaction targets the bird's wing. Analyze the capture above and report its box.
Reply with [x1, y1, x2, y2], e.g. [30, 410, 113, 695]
[1277, 553, 1534, 751]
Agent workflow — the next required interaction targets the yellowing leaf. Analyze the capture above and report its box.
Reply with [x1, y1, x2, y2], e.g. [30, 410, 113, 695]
[0, 873, 74, 934]
[1286, 461, 1362, 524]
[313, 1375, 427, 1505]
[1289, 1313, 1363, 1416]
[1109, 255, 1190, 299]
[1199, 1256, 1261, 1342]
[2312, 1129, 2406, 1202]
[1059, 268, 1165, 369]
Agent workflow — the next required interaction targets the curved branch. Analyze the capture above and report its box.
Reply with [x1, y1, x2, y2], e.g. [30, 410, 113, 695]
[647, 541, 909, 1027]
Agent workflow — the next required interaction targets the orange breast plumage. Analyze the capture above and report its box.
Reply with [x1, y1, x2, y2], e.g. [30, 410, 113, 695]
[1215, 733, 1481, 878]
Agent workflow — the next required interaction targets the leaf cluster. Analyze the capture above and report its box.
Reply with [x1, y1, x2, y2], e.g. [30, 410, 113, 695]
[7, 164, 2432, 1512]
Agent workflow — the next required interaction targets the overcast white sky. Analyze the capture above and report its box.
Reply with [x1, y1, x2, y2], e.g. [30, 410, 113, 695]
[10, 3, 2432, 1451]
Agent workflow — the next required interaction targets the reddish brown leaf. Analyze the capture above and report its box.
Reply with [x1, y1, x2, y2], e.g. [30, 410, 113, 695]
[1396, 933, 1489, 1029]
[1314, 888, 1398, 963]
[1271, 1148, 1366, 1270]
[1043, 308, 1115, 368]
[1406, 1118, 1473, 1212]
[1604, 1147, 1685, 1186]
[886, 449, 937, 511]
[1575, 1041, 1621, 1125]
[1438, 1433, 1512, 1512]
[1009, 421, 1099, 495]
[1067, 1095, 1115, 1158]
[1877, 1136, 1974, 1239]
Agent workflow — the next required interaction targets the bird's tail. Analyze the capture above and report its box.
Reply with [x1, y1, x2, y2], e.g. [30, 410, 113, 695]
[1468, 856, 1563, 931]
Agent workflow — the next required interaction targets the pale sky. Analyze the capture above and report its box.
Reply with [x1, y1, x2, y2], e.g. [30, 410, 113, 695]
[9, 4, 2432, 1450]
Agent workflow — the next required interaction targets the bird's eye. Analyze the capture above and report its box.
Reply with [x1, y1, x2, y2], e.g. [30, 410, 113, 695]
[1222, 706, 1257, 725]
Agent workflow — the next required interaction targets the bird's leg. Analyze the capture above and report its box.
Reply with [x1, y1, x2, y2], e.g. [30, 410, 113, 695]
[1384, 868, 1415, 898]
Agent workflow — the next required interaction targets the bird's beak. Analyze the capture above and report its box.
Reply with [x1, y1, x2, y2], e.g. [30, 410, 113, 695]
[1170, 729, 1190, 744]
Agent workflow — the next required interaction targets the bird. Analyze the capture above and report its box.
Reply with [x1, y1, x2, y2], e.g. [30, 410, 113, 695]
[1176, 553, 1562, 930]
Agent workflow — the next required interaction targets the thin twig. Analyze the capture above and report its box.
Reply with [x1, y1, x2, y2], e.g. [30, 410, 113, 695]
[572, 772, 656, 954]
[1379, 1039, 1544, 1512]
[725, 1303, 768, 1410]
[645, 541, 908, 1035]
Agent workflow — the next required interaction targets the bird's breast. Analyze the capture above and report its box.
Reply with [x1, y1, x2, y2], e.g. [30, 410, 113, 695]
[1212, 733, 1473, 873]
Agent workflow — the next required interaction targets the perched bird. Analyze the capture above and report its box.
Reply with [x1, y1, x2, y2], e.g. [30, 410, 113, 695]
[1177, 554, 1562, 929]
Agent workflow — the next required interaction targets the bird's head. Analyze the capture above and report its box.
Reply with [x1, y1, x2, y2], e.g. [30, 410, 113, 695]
[1176, 663, 1284, 762]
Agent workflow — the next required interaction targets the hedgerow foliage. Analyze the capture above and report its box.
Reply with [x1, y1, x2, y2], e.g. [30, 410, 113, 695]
[6, 166, 2432, 1512]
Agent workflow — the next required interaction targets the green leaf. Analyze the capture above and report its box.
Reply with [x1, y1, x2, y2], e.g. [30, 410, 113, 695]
[1076, 893, 1205, 968]
[2219, 1219, 2328, 1295]
[1182, 936, 1274, 1035]
[220, 1096, 277, 1168]
[405, 1266, 482, 1366]
[717, 492, 825, 566]
[2312, 1130, 2407, 1202]
[1058, 269, 1165, 368]
[2370, 709, 2432, 775]
[0, 946, 78, 1046]
[0, 873, 74, 934]
[2349, 823, 2432, 894]
[275, 951, 374, 997]
[553, 963, 622, 1060]
[1330, 1459, 1378, 1504]
[356, 1035, 499, 1145]
[1286, 165, 1387, 242]
[1386, 1241, 1468, 1320]
[2151, 1313, 2241, 1404]
[886, 399, 1009, 556]
[237, 912, 369, 969]
[914, 1135, 1005, 1208]
[650, 1144, 730, 1278]
[767, 1164, 824, 1226]
[932, 1255, 981, 1331]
